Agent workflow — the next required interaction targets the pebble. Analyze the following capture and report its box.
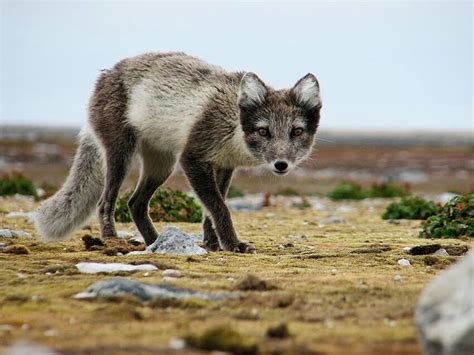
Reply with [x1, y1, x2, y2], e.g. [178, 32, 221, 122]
[5, 211, 36, 224]
[433, 248, 449, 257]
[319, 216, 346, 225]
[169, 337, 186, 350]
[331, 268, 337, 275]
[0, 229, 32, 238]
[162, 269, 182, 278]
[398, 259, 411, 266]
[75, 262, 158, 274]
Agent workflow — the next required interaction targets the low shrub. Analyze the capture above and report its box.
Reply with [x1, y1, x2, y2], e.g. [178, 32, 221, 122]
[420, 194, 473, 239]
[382, 196, 439, 220]
[0, 173, 37, 198]
[115, 187, 202, 223]
[367, 182, 408, 198]
[328, 182, 366, 200]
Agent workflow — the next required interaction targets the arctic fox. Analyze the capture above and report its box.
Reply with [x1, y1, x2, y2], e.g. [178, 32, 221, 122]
[35, 52, 322, 253]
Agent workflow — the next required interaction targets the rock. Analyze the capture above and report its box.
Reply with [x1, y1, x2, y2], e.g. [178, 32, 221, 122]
[0, 242, 6, 251]
[226, 195, 263, 211]
[73, 278, 233, 302]
[117, 231, 135, 239]
[0, 229, 32, 238]
[75, 262, 158, 274]
[5, 245, 30, 255]
[5, 211, 36, 224]
[162, 269, 182, 278]
[331, 268, 337, 275]
[416, 252, 474, 355]
[433, 248, 449, 257]
[398, 259, 411, 266]
[336, 205, 354, 213]
[2, 340, 57, 355]
[146, 226, 207, 256]
[435, 192, 459, 205]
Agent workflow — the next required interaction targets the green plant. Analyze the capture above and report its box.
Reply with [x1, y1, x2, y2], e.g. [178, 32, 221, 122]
[420, 194, 474, 239]
[328, 182, 366, 200]
[275, 187, 300, 196]
[382, 196, 438, 220]
[368, 183, 408, 198]
[115, 187, 203, 223]
[227, 185, 244, 198]
[0, 173, 38, 198]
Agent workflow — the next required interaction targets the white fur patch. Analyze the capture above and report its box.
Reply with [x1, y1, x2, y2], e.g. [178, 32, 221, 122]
[239, 73, 267, 108]
[293, 75, 321, 109]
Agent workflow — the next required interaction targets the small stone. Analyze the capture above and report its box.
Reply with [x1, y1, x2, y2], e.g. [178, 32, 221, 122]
[319, 216, 346, 225]
[5, 244, 30, 255]
[117, 231, 135, 239]
[21, 324, 30, 331]
[403, 247, 411, 253]
[43, 329, 57, 337]
[331, 268, 337, 275]
[146, 225, 207, 256]
[433, 248, 449, 257]
[394, 274, 403, 283]
[169, 337, 186, 350]
[5, 211, 36, 224]
[0, 229, 32, 238]
[398, 258, 411, 266]
[162, 269, 182, 278]
[75, 262, 158, 274]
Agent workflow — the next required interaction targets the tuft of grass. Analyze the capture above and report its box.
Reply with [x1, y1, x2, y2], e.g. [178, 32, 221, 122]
[235, 274, 277, 291]
[0, 173, 38, 199]
[367, 182, 408, 198]
[115, 187, 202, 223]
[420, 194, 474, 239]
[185, 325, 258, 355]
[381, 196, 438, 220]
[227, 185, 245, 198]
[328, 182, 365, 200]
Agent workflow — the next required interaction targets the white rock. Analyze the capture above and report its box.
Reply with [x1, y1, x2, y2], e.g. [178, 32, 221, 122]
[331, 268, 337, 275]
[117, 231, 135, 239]
[6, 211, 36, 224]
[75, 262, 158, 274]
[394, 274, 403, 283]
[0, 229, 32, 238]
[146, 225, 207, 256]
[398, 259, 411, 266]
[2, 340, 57, 355]
[416, 252, 474, 355]
[169, 337, 186, 350]
[403, 247, 411, 253]
[433, 248, 449, 257]
[162, 269, 182, 278]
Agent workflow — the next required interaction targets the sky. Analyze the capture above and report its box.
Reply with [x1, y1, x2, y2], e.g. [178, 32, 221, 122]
[1, 0, 472, 131]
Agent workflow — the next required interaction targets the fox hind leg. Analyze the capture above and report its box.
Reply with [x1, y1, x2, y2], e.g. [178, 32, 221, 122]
[203, 168, 234, 251]
[128, 143, 176, 246]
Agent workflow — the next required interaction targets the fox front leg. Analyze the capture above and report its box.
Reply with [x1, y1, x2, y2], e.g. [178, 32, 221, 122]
[181, 157, 255, 254]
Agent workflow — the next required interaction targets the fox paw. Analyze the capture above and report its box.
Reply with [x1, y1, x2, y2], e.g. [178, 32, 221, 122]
[203, 240, 221, 252]
[230, 242, 256, 254]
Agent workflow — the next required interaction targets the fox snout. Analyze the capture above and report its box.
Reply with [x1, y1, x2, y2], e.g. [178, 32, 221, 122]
[270, 160, 293, 175]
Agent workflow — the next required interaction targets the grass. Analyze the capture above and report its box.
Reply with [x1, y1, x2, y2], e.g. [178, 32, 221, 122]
[115, 188, 202, 223]
[0, 195, 471, 354]
[329, 182, 409, 200]
[0, 173, 38, 199]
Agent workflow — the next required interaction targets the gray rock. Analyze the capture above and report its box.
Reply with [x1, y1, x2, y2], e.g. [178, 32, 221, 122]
[398, 258, 411, 266]
[319, 216, 346, 225]
[226, 195, 263, 211]
[416, 252, 474, 355]
[73, 278, 233, 302]
[146, 226, 207, 256]
[0, 229, 32, 238]
[433, 248, 449, 257]
[2, 340, 57, 355]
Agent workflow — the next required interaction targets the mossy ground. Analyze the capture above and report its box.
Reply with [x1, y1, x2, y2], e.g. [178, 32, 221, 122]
[0, 196, 471, 354]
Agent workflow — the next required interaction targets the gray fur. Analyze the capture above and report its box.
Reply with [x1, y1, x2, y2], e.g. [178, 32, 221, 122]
[35, 52, 322, 253]
[35, 130, 104, 241]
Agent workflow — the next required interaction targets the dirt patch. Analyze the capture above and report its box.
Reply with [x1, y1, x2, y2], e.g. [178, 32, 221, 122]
[266, 323, 290, 339]
[235, 274, 277, 291]
[82, 234, 105, 250]
[352, 244, 392, 254]
[4, 244, 30, 255]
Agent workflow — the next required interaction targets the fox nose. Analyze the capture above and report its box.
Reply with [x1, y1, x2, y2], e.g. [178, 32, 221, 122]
[274, 161, 288, 172]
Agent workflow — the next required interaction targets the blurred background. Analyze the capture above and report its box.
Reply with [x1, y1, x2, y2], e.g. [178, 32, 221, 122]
[1, 0, 473, 196]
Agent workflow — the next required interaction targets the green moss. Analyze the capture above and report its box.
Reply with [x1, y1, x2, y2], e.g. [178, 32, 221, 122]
[382, 196, 438, 220]
[328, 182, 366, 200]
[420, 194, 474, 239]
[185, 325, 258, 355]
[115, 187, 202, 223]
[227, 185, 245, 198]
[0, 173, 37, 198]
[367, 183, 408, 198]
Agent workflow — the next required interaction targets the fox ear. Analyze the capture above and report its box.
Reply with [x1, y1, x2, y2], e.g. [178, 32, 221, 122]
[238, 72, 267, 109]
[291, 73, 321, 110]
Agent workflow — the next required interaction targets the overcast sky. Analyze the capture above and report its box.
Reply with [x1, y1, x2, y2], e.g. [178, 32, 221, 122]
[1, 1, 472, 131]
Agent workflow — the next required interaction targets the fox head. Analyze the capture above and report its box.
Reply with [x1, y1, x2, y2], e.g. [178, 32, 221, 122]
[238, 72, 322, 175]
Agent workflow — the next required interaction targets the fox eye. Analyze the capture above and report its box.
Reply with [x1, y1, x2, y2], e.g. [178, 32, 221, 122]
[292, 128, 304, 136]
[258, 128, 269, 137]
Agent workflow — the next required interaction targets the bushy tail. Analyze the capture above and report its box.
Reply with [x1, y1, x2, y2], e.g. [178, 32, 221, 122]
[35, 129, 104, 241]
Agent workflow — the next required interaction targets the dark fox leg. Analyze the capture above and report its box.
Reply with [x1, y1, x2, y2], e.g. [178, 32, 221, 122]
[203, 169, 234, 251]
[97, 132, 136, 239]
[181, 156, 255, 253]
[128, 143, 176, 246]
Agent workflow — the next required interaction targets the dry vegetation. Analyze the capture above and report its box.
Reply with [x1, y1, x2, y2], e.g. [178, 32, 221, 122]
[1, 195, 471, 354]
